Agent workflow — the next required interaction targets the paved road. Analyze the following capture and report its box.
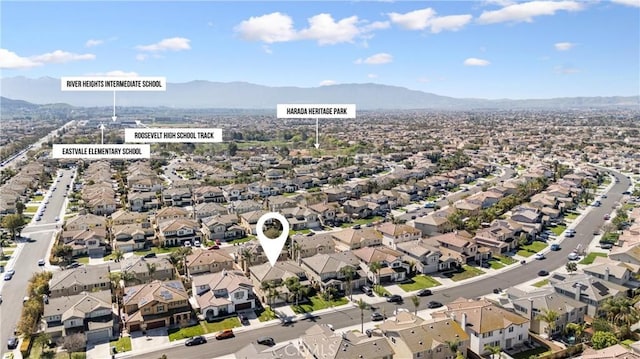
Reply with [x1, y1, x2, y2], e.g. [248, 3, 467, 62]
[1, 121, 74, 171]
[0, 168, 74, 356]
[132, 171, 631, 359]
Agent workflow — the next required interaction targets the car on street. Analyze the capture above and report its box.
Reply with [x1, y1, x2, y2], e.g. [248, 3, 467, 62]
[567, 252, 580, 260]
[143, 252, 156, 258]
[38, 259, 45, 266]
[604, 214, 611, 220]
[550, 244, 560, 251]
[534, 253, 545, 260]
[386, 294, 403, 303]
[371, 312, 385, 321]
[6, 269, 15, 276]
[416, 289, 432, 296]
[4, 273, 13, 281]
[257, 336, 275, 346]
[427, 301, 443, 309]
[538, 270, 549, 276]
[7, 336, 18, 350]
[215, 329, 234, 340]
[185, 336, 206, 346]
[0, 294, 2, 304]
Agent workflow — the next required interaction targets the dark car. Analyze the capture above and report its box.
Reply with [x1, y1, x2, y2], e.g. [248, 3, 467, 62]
[185, 336, 207, 346]
[215, 329, 234, 340]
[238, 313, 249, 325]
[7, 336, 18, 350]
[371, 312, 385, 321]
[427, 301, 443, 309]
[257, 336, 275, 346]
[386, 294, 403, 303]
[143, 252, 156, 258]
[600, 243, 614, 249]
[538, 270, 549, 276]
[416, 289, 432, 296]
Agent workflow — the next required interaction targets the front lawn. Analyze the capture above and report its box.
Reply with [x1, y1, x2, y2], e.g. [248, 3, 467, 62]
[292, 295, 349, 314]
[494, 255, 517, 265]
[565, 212, 579, 220]
[340, 216, 383, 228]
[168, 324, 205, 341]
[24, 205, 39, 214]
[532, 279, 549, 288]
[75, 256, 90, 264]
[228, 237, 254, 245]
[32, 195, 44, 202]
[600, 232, 620, 244]
[551, 224, 567, 236]
[257, 308, 278, 322]
[201, 317, 241, 333]
[399, 275, 442, 292]
[450, 265, 485, 282]
[133, 246, 176, 256]
[110, 336, 132, 353]
[374, 286, 391, 297]
[511, 346, 550, 359]
[578, 252, 608, 265]
[488, 260, 505, 270]
[291, 228, 311, 235]
[517, 242, 547, 257]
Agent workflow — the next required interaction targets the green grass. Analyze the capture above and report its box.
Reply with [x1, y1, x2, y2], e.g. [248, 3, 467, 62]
[517, 241, 547, 257]
[168, 324, 205, 341]
[32, 195, 44, 202]
[485, 174, 496, 180]
[450, 265, 485, 282]
[110, 336, 132, 353]
[257, 308, 278, 322]
[55, 353, 86, 359]
[565, 212, 579, 220]
[292, 295, 349, 314]
[24, 206, 39, 214]
[601, 232, 620, 244]
[511, 347, 550, 359]
[399, 275, 442, 292]
[578, 252, 607, 265]
[374, 285, 391, 297]
[494, 255, 517, 265]
[133, 246, 175, 256]
[291, 228, 311, 235]
[621, 339, 635, 348]
[340, 216, 383, 228]
[228, 237, 254, 245]
[488, 260, 505, 269]
[75, 256, 90, 264]
[551, 224, 567, 236]
[201, 317, 241, 333]
[532, 279, 549, 287]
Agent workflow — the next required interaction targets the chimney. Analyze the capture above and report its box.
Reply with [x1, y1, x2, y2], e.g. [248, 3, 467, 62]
[604, 267, 610, 282]
[461, 312, 467, 329]
[574, 282, 582, 300]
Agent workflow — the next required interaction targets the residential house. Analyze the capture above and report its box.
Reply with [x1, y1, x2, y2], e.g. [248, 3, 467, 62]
[128, 191, 160, 212]
[425, 231, 490, 266]
[377, 222, 422, 250]
[65, 213, 107, 231]
[156, 218, 202, 247]
[307, 202, 339, 226]
[249, 261, 309, 306]
[43, 290, 114, 344]
[548, 272, 630, 316]
[194, 202, 228, 219]
[301, 252, 367, 293]
[343, 200, 373, 219]
[582, 257, 640, 288]
[120, 256, 175, 285]
[331, 228, 383, 250]
[122, 280, 192, 332]
[60, 228, 108, 257]
[353, 246, 410, 284]
[193, 186, 226, 203]
[49, 266, 111, 298]
[192, 270, 256, 320]
[186, 249, 235, 276]
[580, 344, 640, 359]
[396, 239, 448, 274]
[300, 324, 395, 359]
[201, 214, 245, 241]
[239, 210, 269, 235]
[291, 233, 336, 260]
[413, 208, 455, 236]
[112, 222, 153, 253]
[281, 206, 321, 230]
[162, 187, 193, 207]
[154, 206, 190, 223]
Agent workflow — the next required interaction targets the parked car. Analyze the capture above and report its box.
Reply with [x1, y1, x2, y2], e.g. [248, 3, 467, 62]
[550, 244, 561, 251]
[427, 301, 443, 309]
[416, 289, 432, 296]
[538, 270, 549, 276]
[386, 295, 403, 303]
[185, 336, 206, 346]
[600, 243, 614, 249]
[604, 214, 611, 220]
[37, 259, 45, 266]
[361, 286, 373, 296]
[257, 336, 275, 346]
[371, 312, 385, 321]
[4, 272, 13, 281]
[143, 252, 156, 258]
[238, 313, 249, 325]
[7, 336, 18, 350]
[207, 245, 220, 250]
[215, 329, 234, 340]
[567, 252, 580, 260]
[534, 253, 545, 260]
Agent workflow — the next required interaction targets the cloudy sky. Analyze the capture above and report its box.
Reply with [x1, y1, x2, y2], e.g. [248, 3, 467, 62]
[1, 1, 638, 99]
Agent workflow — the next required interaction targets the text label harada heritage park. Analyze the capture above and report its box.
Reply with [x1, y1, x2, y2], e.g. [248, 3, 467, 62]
[276, 104, 357, 119]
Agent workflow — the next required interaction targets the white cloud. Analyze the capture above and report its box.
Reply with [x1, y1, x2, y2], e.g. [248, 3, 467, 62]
[319, 80, 337, 86]
[87, 70, 139, 77]
[235, 12, 389, 46]
[0, 49, 41, 69]
[136, 37, 191, 52]
[368, 73, 378, 79]
[30, 50, 95, 63]
[234, 12, 297, 43]
[464, 57, 491, 66]
[483, 0, 515, 6]
[354, 53, 393, 65]
[262, 45, 273, 54]
[85, 39, 104, 47]
[554, 42, 575, 51]
[135, 54, 148, 61]
[612, 0, 640, 7]
[387, 8, 472, 33]
[554, 65, 580, 74]
[478, 1, 583, 24]
[0, 48, 95, 69]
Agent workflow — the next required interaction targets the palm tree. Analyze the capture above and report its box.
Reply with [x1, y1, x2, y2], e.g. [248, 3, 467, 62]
[445, 339, 462, 358]
[369, 261, 382, 291]
[535, 308, 560, 338]
[260, 280, 278, 308]
[339, 266, 356, 301]
[356, 298, 369, 333]
[240, 248, 253, 275]
[410, 295, 420, 316]
[290, 240, 301, 263]
[601, 296, 640, 338]
[113, 249, 124, 263]
[284, 276, 302, 305]
[565, 322, 587, 343]
[484, 344, 502, 359]
[147, 262, 157, 280]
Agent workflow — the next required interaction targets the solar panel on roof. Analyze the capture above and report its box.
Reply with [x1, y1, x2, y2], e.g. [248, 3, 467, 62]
[592, 282, 610, 296]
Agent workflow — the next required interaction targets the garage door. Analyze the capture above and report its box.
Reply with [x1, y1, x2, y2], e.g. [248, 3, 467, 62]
[129, 324, 140, 332]
[236, 302, 253, 310]
[146, 320, 166, 329]
[86, 328, 111, 344]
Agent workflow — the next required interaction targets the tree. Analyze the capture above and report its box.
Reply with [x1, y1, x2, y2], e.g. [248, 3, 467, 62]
[356, 298, 369, 333]
[53, 245, 73, 266]
[34, 332, 51, 351]
[445, 340, 462, 358]
[15, 200, 25, 216]
[227, 142, 238, 156]
[368, 261, 382, 290]
[565, 261, 578, 275]
[535, 308, 559, 337]
[484, 344, 502, 359]
[240, 248, 253, 275]
[601, 296, 640, 339]
[113, 249, 124, 263]
[565, 322, 587, 343]
[63, 333, 86, 358]
[1, 213, 25, 240]
[339, 266, 356, 301]
[410, 295, 420, 316]
[591, 331, 618, 350]
[284, 276, 302, 306]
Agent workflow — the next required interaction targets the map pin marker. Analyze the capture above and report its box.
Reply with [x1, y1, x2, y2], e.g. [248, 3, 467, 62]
[256, 212, 290, 267]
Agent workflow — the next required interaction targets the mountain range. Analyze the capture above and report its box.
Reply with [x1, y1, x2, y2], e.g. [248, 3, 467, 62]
[1, 76, 638, 110]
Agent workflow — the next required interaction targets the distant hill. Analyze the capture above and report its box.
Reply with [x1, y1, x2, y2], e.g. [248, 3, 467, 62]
[1, 76, 638, 110]
[1, 96, 40, 111]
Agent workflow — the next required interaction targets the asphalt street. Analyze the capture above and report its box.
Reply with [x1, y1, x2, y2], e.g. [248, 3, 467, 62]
[131, 171, 631, 359]
[0, 168, 74, 356]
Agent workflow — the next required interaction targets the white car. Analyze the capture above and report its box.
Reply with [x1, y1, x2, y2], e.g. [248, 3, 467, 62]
[194, 240, 201, 247]
[534, 253, 545, 260]
[567, 252, 580, 260]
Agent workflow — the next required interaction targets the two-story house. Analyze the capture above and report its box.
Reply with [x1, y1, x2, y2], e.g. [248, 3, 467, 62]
[186, 249, 235, 276]
[249, 261, 309, 306]
[156, 218, 202, 247]
[49, 266, 111, 298]
[331, 227, 383, 250]
[191, 270, 255, 320]
[120, 256, 175, 285]
[377, 222, 422, 250]
[353, 246, 410, 284]
[122, 280, 192, 332]
[301, 252, 367, 294]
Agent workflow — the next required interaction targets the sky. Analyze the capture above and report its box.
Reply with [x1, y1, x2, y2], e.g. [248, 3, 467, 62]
[1, 0, 639, 99]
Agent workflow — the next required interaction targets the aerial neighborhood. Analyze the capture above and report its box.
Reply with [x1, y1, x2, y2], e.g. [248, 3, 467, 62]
[1, 108, 639, 359]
